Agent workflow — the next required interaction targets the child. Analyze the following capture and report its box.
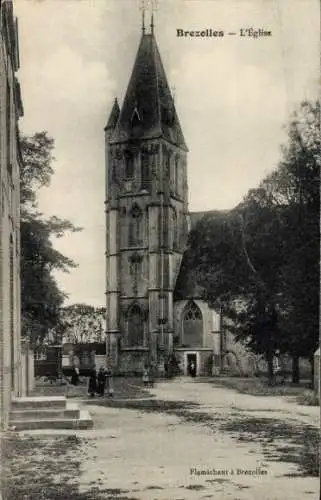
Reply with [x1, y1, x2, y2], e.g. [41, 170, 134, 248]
[143, 367, 149, 387]
[106, 367, 114, 397]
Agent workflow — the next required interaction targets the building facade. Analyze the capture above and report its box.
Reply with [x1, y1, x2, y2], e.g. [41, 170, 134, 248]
[0, 0, 24, 427]
[105, 23, 222, 376]
[105, 22, 259, 377]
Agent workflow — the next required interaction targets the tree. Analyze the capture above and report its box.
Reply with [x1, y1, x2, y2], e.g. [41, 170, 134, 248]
[272, 101, 320, 382]
[20, 131, 82, 345]
[186, 101, 319, 384]
[186, 206, 282, 382]
[57, 304, 106, 344]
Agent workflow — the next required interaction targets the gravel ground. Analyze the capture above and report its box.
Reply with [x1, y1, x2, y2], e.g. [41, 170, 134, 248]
[2, 377, 319, 500]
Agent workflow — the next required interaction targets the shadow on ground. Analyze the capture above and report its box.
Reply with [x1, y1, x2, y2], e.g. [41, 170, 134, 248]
[1, 433, 139, 500]
[3, 383, 319, 499]
[221, 416, 319, 477]
[88, 397, 319, 478]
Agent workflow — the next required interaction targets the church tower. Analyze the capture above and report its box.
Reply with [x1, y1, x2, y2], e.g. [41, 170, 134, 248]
[105, 18, 189, 374]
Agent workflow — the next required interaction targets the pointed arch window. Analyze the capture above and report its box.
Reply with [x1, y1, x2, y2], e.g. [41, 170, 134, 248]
[141, 150, 150, 191]
[127, 304, 144, 346]
[164, 148, 171, 183]
[111, 162, 118, 185]
[160, 207, 168, 249]
[131, 107, 141, 123]
[128, 204, 142, 247]
[172, 208, 178, 250]
[182, 301, 203, 347]
[125, 150, 134, 179]
[175, 156, 180, 196]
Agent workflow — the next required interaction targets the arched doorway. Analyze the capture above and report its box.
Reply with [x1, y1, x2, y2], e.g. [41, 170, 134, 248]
[182, 301, 203, 347]
[127, 304, 144, 347]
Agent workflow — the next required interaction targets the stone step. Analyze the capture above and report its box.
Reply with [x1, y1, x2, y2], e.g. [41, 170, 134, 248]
[11, 396, 67, 410]
[9, 410, 93, 431]
[9, 402, 80, 421]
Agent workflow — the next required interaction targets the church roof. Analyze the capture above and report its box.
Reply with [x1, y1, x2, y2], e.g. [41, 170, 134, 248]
[109, 32, 187, 150]
[174, 209, 230, 300]
[105, 98, 120, 131]
[189, 209, 230, 229]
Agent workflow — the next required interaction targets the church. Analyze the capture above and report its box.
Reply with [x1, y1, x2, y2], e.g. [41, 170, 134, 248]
[104, 17, 240, 377]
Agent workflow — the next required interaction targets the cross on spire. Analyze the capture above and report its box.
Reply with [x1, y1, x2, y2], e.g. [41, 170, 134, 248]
[139, 0, 158, 35]
[139, 0, 146, 34]
[150, 0, 158, 34]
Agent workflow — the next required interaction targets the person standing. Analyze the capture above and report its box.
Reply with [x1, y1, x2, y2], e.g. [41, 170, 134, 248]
[71, 365, 79, 385]
[88, 366, 97, 397]
[272, 350, 283, 385]
[190, 361, 196, 378]
[75, 366, 80, 385]
[142, 367, 149, 387]
[106, 367, 114, 397]
[148, 365, 154, 387]
[97, 366, 107, 397]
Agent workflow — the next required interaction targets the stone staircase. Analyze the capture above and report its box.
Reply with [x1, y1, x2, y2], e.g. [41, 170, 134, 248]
[9, 396, 93, 430]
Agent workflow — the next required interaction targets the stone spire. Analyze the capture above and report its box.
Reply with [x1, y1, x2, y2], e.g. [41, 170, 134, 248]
[109, 30, 187, 151]
[104, 97, 120, 132]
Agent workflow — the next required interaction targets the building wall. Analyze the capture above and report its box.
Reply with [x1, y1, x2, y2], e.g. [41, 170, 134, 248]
[105, 132, 189, 373]
[0, 0, 23, 428]
[174, 300, 220, 349]
[173, 299, 282, 376]
[173, 299, 221, 375]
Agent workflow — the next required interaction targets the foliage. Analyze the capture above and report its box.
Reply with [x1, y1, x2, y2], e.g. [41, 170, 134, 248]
[20, 131, 82, 345]
[186, 101, 320, 378]
[57, 304, 106, 344]
[20, 132, 55, 210]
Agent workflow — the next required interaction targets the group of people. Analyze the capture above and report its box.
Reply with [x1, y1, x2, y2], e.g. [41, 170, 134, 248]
[88, 366, 114, 398]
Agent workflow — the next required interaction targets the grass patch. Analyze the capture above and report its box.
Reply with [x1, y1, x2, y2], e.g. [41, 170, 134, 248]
[100, 397, 319, 478]
[2, 433, 81, 499]
[86, 398, 200, 413]
[184, 484, 205, 490]
[206, 478, 229, 484]
[221, 416, 319, 477]
[33, 377, 150, 400]
[210, 377, 313, 397]
[296, 390, 320, 406]
[1, 433, 133, 499]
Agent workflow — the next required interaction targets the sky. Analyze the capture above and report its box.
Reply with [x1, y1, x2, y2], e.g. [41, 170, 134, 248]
[14, 0, 319, 307]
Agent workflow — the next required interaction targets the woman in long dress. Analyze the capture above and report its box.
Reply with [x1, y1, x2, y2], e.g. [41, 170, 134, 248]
[71, 365, 79, 385]
[88, 366, 97, 397]
[97, 366, 107, 396]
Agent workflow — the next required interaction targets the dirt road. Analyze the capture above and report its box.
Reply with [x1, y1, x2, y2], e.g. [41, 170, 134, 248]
[71, 378, 319, 500]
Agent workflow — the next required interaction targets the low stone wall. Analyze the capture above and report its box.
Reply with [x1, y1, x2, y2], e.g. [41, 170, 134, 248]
[118, 350, 148, 375]
[95, 355, 107, 371]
